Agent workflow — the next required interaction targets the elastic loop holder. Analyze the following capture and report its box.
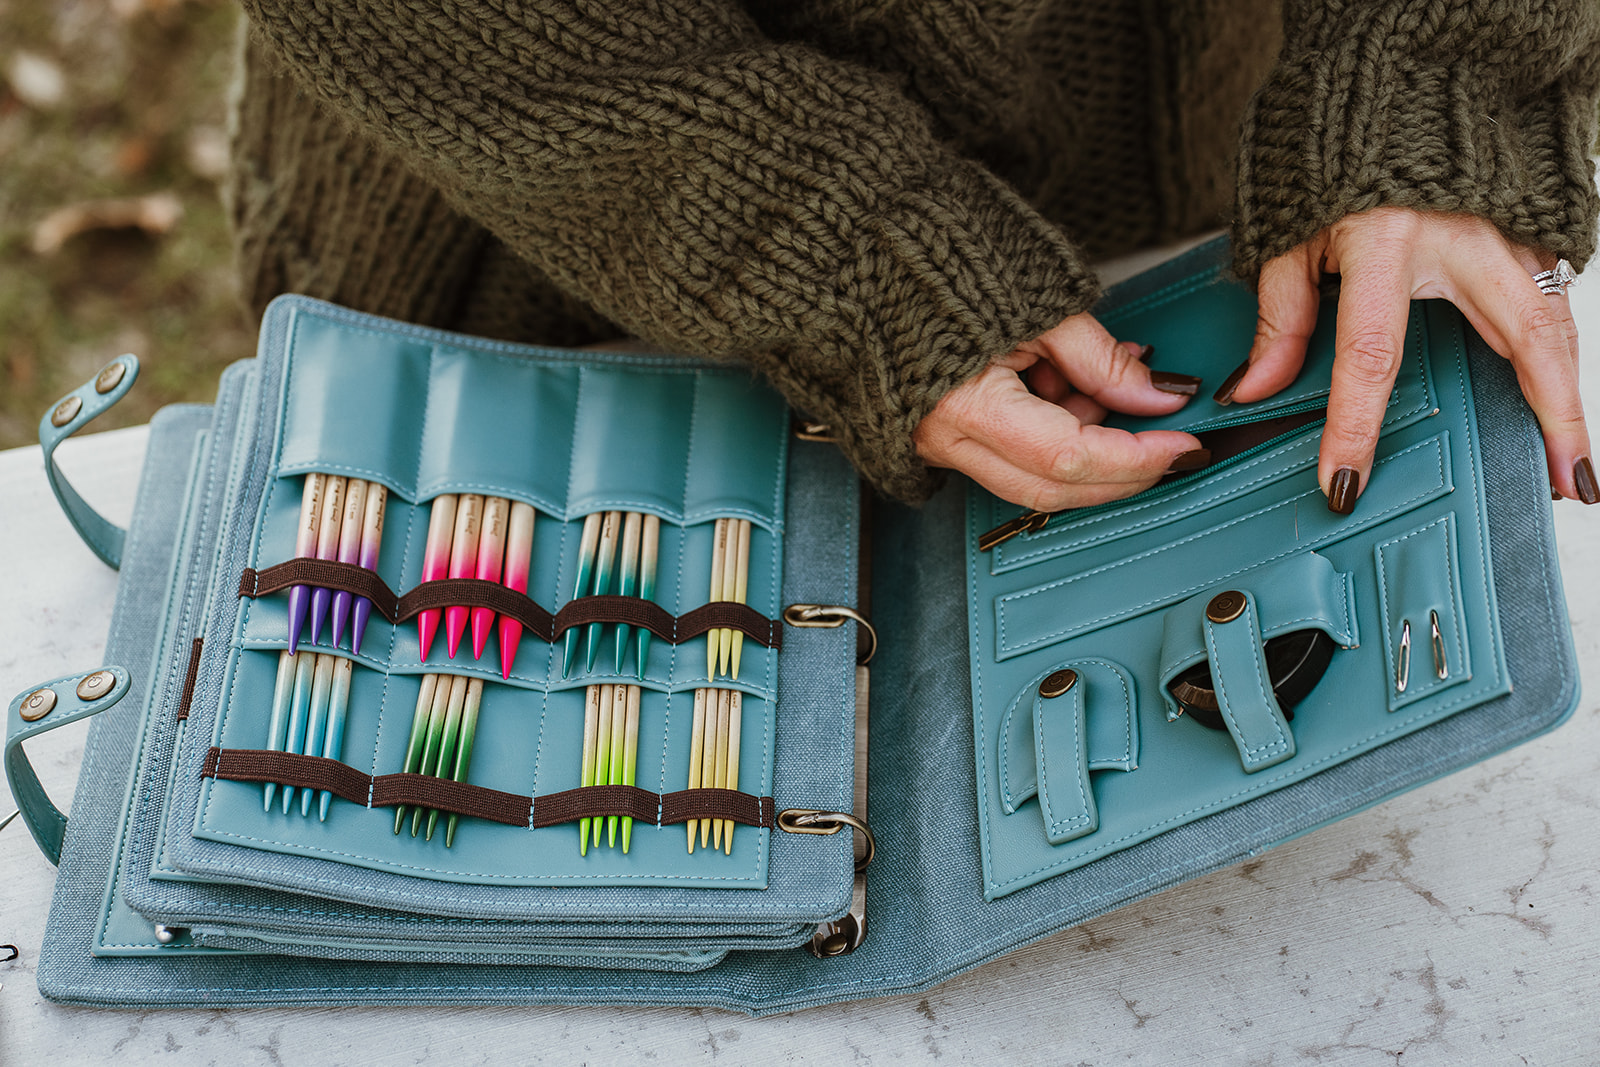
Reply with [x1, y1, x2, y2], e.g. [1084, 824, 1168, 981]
[37, 354, 140, 569]
[777, 808, 876, 871]
[782, 604, 877, 664]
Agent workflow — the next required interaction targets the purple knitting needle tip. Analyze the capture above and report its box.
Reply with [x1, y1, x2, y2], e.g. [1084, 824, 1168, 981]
[330, 479, 368, 649]
[286, 473, 326, 655]
[308, 476, 346, 646]
[350, 484, 387, 655]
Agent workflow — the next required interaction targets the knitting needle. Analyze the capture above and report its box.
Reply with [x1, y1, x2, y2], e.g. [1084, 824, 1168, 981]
[717, 521, 739, 678]
[421, 674, 469, 840]
[280, 650, 316, 814]
[329, 478, 368, 649]
[621, 683, 640, 853]
[263, 650, 298, 812]
[563, 513, 603, 676]
[300, 653, 337, 816]
[592, 675, 615, 850]
[724, 689, 742, 854]
[498, 502, 536, 679]
[444, 494, 484, 659]
[699, 686, 722, 850]
[585, 511, 622, 673]
[707, 519, 728, 680]
[394, 674, 441, 834]
[579, 683, 601, 855]
[443, 678, 484, 847]
[635, 515, 660, 679]
[729, 519, 751, 679]
[308, 475, 346, 646]
[471, 496, 509, 661]
[417, 495, 458, 661]
[350, 483, 387, 656]
[286, 473, 325, 655]
[606, 682, 628, 847]
[711, 686, 732, 851]
[614, 512, 643, 674]
[412, 673, 461, 837]
[686, 687, 707, 853]
[317, 655, 354, 821]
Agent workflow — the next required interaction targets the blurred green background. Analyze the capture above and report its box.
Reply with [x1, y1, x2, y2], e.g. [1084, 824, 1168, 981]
[1, 0, 248, 448]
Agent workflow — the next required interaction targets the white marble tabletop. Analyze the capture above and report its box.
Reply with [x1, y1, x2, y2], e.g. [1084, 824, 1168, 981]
[3, 283, 1599, 1064]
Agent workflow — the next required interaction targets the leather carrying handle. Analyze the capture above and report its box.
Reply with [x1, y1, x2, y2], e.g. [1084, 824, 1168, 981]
[37, 355, 140, 570]
[5, 668, 132, 865]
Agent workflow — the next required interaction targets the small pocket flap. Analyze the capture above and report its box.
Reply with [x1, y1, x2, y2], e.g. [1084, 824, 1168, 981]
[998, 659, 1137, 816]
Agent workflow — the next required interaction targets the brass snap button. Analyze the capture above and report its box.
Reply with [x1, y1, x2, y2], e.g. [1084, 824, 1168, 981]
[1039, 668, 1078, 699]
[50, 395, 82, 427]
[94, 360, 127, 394]
[20, 688, 57, 722]
[76, 670, 115, 701]
[1206, 590, 1247, 624]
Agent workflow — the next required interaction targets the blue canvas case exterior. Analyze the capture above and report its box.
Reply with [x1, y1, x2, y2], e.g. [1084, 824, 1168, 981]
[11, 239, 1579, 1012]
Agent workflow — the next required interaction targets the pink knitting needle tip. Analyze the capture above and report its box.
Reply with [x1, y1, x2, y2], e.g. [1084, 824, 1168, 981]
[417, 495, 458, 661]
[444, 494, 483, 659]
[497, 502, 536, 679]
[470, 496, 509, 661]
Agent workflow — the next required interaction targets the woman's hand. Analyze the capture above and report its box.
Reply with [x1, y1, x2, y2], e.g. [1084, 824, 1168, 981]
[913, 313, 1209, 511]
[1225, 207, 1596, 509]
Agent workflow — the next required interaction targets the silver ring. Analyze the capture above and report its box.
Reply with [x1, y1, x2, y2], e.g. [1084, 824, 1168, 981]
[1532, 259, 1577, 296]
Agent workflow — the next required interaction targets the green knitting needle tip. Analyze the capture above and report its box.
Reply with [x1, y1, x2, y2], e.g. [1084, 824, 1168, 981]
[394, 674, 440, 834]
[444, 678, 483, 848]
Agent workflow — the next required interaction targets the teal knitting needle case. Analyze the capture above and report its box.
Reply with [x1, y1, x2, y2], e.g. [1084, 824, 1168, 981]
[9, 238, 1579, 1012]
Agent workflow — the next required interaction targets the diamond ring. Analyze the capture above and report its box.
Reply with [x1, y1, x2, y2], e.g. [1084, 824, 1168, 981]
[1532, 259, 1577, 296]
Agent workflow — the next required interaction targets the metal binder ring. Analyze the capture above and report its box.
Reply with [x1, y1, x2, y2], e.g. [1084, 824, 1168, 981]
[781, 604, 877, 664]
[777, 809, 876, 871]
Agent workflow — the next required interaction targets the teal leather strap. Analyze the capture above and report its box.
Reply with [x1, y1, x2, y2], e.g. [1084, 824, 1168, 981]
[37, 354, 140, 569]
[6, 668, 131, 864]
[1202, 592, 1296, 773]
[1034, 672, 1097, 845]
[999, 659, 1138, 815]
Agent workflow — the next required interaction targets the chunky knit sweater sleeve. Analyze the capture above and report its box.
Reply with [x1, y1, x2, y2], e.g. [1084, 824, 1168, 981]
[1233, 0, 1600, 278]
[236, 0, 1098, 503]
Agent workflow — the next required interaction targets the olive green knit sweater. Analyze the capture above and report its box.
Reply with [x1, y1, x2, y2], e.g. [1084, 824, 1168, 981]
[228, 0, 1600, 503]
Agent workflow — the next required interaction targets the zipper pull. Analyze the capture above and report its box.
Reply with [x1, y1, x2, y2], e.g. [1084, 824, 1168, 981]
[977, 509, 1051, 552]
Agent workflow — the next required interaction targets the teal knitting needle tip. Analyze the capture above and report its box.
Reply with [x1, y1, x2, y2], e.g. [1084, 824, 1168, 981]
[636, 515, 659, 679]
[585, 511, 622, 673]
[300, 654, 336, 817]
[280, 650, 316, 814]
[318, 656, 354, 821]
[563, 513, 603, 677]
[614, 512, 643, 673]
[263, 650, 297, 813]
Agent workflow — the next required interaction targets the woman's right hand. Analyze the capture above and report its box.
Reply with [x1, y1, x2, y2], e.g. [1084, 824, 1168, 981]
[912, 312, 1210, 511]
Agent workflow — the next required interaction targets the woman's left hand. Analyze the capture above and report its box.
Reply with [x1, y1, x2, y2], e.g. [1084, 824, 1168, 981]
[1224, 207, 1596, 508]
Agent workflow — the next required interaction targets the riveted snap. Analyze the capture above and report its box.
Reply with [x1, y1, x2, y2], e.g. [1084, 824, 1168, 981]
[95, 360, 127, 394]
[76, 670, 115, 701]
[1039, 668, 1078, 699]
[1206, 590, 1247, 624]
[51, 395, 82, 427]
[20, 688, 56, 722]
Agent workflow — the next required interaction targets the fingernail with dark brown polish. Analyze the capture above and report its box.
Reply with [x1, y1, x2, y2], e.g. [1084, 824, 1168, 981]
[1575, 456, 1599, 505]
[1552, 489, 1564, 501]
[1138, 344, 1156, 364]
[1212, 358, 1252, 405]
[1166, 448, 1213, 474]
[1151, 371, 1202, 396]
[1327, 467, 1360, 515]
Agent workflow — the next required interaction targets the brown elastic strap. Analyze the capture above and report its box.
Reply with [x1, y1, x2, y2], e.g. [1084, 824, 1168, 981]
[531, 785, 663, 828]
[370, 773, 533, 827]
[201, 747, 372, 805]
[176, 637, 204, 721]
[239, 561, 780, 648]
[203, 748, 775, 829]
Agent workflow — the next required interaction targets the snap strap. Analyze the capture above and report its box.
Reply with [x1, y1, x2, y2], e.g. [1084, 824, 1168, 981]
[6, 668, 132, 865]
[1202, 591, 1297, 773]
[37, 355, 140, 569]
[201, 746, 776, 829]
[1034, 670, 1098, 844]
[238, 560, 782, 649]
